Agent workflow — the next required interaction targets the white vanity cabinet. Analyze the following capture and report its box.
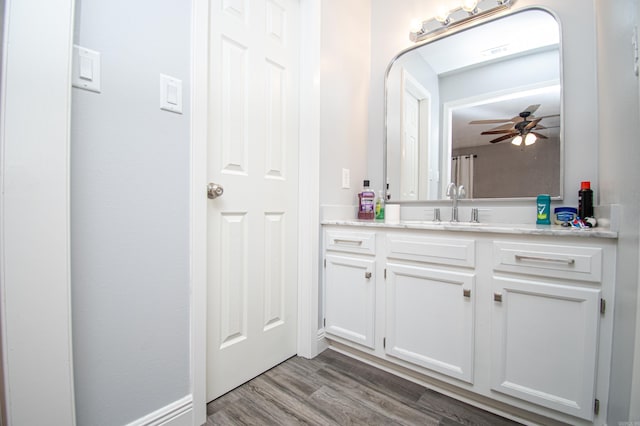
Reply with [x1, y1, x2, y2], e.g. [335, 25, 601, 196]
[384, 234, 476, 383]
[323, 230, 377, 349]
[322, 223, 617, 425]
[490, 241, 604, 421]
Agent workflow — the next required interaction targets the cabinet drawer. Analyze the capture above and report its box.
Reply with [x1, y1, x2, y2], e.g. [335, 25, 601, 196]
[493, 241, 602, 282]
[325, 230, 376, 255]
[386, 234, 475, 268]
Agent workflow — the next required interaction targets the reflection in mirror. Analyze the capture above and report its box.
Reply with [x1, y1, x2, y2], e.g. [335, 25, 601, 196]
[385, 8, 562, 202]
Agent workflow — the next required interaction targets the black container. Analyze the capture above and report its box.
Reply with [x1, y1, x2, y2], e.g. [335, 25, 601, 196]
[578, 181, 594, 218]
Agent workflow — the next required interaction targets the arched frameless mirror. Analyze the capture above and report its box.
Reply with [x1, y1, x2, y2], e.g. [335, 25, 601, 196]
[384, 8, 562, 202]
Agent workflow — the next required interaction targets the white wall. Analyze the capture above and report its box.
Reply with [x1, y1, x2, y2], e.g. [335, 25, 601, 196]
[369, 0, 598, 221]
[71, 0, 191, 424]
[320, 0, 371, 214]
[596, 0, 640, 424]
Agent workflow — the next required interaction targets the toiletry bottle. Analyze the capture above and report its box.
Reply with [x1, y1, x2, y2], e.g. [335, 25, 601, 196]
[358, 180, 375, 220]
[375, 190, 385, 220]
[578, 181, 594, 218]
[536, 194, 551, 225]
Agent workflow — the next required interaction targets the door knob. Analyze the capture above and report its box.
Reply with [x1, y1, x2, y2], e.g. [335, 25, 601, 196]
[207, 183, 224, 199]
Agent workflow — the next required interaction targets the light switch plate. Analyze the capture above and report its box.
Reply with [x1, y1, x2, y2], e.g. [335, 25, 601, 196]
[341, 168, 350, 189]
[72, 45, 101, 93]
[160, 74, 183, 114]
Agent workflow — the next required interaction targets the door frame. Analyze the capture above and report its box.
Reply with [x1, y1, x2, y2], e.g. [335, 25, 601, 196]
[0, 0, 77, 424]
[189, 0, 321, 424]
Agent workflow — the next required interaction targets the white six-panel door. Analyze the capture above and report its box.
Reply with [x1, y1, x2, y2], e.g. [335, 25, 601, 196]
[206, 0, 300, 401]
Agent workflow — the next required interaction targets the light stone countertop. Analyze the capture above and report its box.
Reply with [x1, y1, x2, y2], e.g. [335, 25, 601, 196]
[321, 219, 618, 239]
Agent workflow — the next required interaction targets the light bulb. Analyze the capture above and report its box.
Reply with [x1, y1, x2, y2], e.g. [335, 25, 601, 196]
[410, 19, 423, 34]
[435, 5, 450, 24]
[461, 0, 478, 13]
[511, 135, 523, 146]
[524, 133, 537, 145]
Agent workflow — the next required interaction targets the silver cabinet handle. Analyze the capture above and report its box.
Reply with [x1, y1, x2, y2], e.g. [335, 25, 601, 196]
[494, 293, 503, 302]
[365, 272, 372, 279]
[333, 239, 363, 246]
[463, 289, 471, 298]
[515, 254, 575, 265]
[207, 182, 224, 199]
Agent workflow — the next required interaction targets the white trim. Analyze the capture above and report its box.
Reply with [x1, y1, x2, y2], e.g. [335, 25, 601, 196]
[189, 0, 209, 424]
[125, 396, 193, 426]
[297, 0, 322, 359]
[0, 0, 76, 424]
[317, 329, 329, 354]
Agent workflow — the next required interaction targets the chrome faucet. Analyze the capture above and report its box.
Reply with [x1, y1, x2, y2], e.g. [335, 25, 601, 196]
[446, 182, 466, 222]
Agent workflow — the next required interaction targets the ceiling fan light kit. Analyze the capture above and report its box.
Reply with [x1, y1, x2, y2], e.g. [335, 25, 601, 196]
[471, 104, 558, 146]
[524, 133, 537, 145]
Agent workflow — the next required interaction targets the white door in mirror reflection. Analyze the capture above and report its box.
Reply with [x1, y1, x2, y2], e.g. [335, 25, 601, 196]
[401, 69, 431, 201]
[402, 91, 419, 200]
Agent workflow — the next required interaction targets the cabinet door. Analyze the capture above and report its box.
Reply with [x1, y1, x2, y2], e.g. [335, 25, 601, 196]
[386, 263, 475, 383]
[324, 254, 376, 349]
[491, 276, 600, 420]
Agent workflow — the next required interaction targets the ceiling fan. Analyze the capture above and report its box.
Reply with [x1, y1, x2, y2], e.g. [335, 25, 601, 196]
[469, 104, 559, 145]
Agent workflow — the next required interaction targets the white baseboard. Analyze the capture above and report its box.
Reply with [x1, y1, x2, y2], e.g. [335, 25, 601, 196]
[125, 395, 193, 426]
[316, 329, 329, 354]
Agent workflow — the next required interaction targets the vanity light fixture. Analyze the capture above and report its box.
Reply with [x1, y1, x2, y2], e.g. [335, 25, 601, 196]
[410, 0, 515, 43]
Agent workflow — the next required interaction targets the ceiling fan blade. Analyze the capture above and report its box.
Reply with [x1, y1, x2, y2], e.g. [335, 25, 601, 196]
[481, 129, 516, 135]
[523, 104, 541, 114]
[532, 123, 561, 131]
[490, 133, 518, 143]
[524, 118, 542, 130]
[531, 132, 549, 139]
[486, 122, 516, 132]
[469, 119, 512, 124]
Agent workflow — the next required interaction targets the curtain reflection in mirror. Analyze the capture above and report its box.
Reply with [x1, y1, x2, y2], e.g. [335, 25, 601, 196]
[452, 155, 475, 198]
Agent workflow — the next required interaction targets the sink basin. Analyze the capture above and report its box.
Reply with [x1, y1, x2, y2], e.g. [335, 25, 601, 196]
[401, 220, 487, 226]
[444, 221, 488, 226]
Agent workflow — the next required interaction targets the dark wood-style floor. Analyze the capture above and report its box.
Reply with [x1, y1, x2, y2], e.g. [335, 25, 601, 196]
[206, 349, 521, 425]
